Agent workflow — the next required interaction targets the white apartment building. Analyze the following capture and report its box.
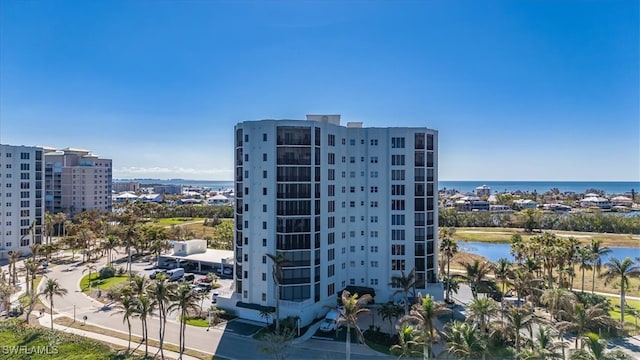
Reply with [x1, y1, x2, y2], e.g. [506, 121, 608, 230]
[44, 147, 112, 217]
[0, 145, 45, 259]
[226, 115, 441, 326]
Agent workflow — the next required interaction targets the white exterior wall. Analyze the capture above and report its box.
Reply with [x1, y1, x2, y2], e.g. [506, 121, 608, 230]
[232, 118, 440, 326]
[0, 145, 45, 259]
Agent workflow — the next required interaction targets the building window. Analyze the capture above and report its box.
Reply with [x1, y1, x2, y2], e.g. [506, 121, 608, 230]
[263, 153, 267, 161]
[371, 231, 378, 238]
[328, 134, 335, 146]
[263, 133, 267, 141]
[391, 155, 405, 166]
[263, 256, 267, 264]
[392, 215, 405, 225]
[263, 238, 267, 246]
[392, 200, 405, 210]
[370, 246, 378, 253]
[263, 171, 267, 179]
[262, 273, 267, 281]
[263, 204, 267, 212]
[392, 185, 405, 196]
[262, 222, 267, 229]
[370, 139, 378, 146]
[328, 264, 335, 277]
[392, 244, 405, 256]
[391, 137, 405, 148]
[262, 293, 267, 301]
[370, 216, 378, 223]
[328, 283, 335, 296]
[370, 186, 378, 193]
[371, 261, 379, 268]
[243, 290, 248, 298]
[392, 259, 406, 271]
[370, 156, 378, 164]
[350, 156, 355, 163]
[370, 279, 378, 285]
[349, 139, 355, 145]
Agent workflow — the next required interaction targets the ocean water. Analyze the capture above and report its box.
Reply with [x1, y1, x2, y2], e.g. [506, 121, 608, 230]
[116, 179, 639, 196]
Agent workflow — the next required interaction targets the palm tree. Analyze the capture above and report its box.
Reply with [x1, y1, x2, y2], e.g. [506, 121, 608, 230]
[504, 305, 535, 353]
[576, 247, 592, 294]
[569, 332, 633, 360]
[129, 274, 150, 297]
[439, 227, 458, 303]
[390, 268, 416, 315]
[266, 252, 287, 332]
[112, 292, 137, 354]
[589, 240, 611, 294]
[133, 294, 156, 358]
[40, 278, 68, 330]
[494, 258, 512, 295]
[456, 260, 494, 299]
[441, 321, 487, 360]
[558, 302, 619, 349]
[540, 287, 576, 321]
[168, 283, 202, 358]
[378, 303, 403, 334]
[8, 251, 21, 286]
[24, 258, 40, 295]
[102, 235, 120, 266]
[82, 264, 98, 290]
[599, 257, 640, 324]
[400, 293, 451, 360]
[259, 308, 273, 326]
[521, 326, 565, 360]
[148, 275, 177, 359]
[390, 323, 421, 359]
[466, 297, 499, 335]
[336, 290, 372, 360]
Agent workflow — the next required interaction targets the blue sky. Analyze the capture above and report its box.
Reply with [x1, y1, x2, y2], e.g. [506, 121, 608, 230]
[1, 0, 638, 181]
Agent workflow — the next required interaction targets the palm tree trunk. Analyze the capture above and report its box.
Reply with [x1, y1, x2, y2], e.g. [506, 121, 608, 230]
[127, 320, 131, 354]
[346, 325, 351, 360]
[275, 283, 280, 332]
[143, 319, 148, 357]
[591, 267, 596, 294]
[581, 268, 585, 293]
[621, 282, 626, 324]
[446, 257, 451, 302]
[50, 299, 54, 330]
[159, 309, 165, 359]
[423, 340, 429, 360]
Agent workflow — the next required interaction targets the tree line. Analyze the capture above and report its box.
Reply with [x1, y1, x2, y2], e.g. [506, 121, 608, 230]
[439, 208, 640, 234]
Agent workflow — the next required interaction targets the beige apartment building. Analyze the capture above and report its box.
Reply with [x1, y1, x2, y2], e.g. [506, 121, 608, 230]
[44, 147, 112, 217]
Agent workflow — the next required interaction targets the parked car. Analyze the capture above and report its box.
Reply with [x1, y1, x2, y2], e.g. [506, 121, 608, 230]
[166, 268, 185, 281]
[212, 292, 220, 303]
[319, 310, 341, 332]
[184, 274, 195, 282]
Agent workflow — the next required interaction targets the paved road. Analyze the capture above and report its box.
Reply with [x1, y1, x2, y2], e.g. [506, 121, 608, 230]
[35, 253, 390, 360]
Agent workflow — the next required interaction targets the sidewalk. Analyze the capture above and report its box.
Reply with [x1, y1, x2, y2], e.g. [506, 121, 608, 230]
[38, 313, 204, 360]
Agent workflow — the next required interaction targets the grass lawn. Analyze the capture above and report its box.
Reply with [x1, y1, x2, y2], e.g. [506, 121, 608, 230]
[454, 227, 639, 248]
[182, 221, 217, 239]
[185, 317, 210, 327]
[80, 274, 129, 292]
[0, 319, 143, 359]
[608, 298, 640, 335]
[153, 217, 204, 226]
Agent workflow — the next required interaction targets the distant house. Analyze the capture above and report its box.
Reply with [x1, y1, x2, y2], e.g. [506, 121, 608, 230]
[490, 204, 512, 213]
[179, 198, 202, 204]
[476, 185, 491, 198]
[207, 194, 229, 205]
[454, 196, 490, 211]
[611, 196, 632, 207]
[542, 203, 572, 212]
[580, 196, 612, 209]
[139, 193, 164, 203]
[513, 199, 538, 210]
[114, 192, 139, 203]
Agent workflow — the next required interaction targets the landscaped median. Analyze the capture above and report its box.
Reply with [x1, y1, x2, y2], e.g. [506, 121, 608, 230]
[53, 316, 218, 359]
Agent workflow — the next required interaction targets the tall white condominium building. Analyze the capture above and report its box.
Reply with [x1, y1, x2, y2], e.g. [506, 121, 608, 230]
[232, 115, 440, 326]
[44, 147, 112, 217]
[0, 145, 45, 259]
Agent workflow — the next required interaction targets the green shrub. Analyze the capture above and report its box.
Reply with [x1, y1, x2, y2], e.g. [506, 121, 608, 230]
[99, 266, 116, 279]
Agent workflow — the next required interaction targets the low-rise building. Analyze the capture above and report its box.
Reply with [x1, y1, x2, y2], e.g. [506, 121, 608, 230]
[580, 196, 612, 209]
[611, 196, 633, 207]
[514, 199, 538, 210]
[454, 196, 490, 211]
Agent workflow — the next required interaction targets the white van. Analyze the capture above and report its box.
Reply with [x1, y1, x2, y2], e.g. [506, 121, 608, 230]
[166, 268, 185, 281]
[319, 310, 342, 332]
